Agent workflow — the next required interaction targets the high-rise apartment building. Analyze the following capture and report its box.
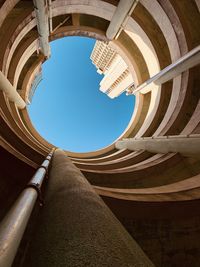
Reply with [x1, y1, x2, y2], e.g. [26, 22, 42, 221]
[90, 41, 116, 74]
[90, 41, 134, 98]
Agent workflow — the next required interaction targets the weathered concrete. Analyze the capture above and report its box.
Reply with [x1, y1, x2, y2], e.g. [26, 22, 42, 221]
[116, 135, 200, 157]
[33, 0, 50, 58]
[106, 0, 139, 40]
[23, 149, 154, 267]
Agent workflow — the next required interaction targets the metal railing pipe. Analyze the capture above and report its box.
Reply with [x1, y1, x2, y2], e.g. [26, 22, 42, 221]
[0, 149, 54, 267]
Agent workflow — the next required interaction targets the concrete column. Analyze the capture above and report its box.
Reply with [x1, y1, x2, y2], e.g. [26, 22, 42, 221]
[130, 45, 200, 94]
[23, 149, 154, 267]
[116, 135, 200, 157]
[0, 71, 26, 109]
[106, 0, 139, 40]
[33, 0, 51, 58]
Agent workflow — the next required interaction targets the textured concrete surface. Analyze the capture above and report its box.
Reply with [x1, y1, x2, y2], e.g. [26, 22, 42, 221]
[22, 149, 154, 267]
[124, 216, 200, 267]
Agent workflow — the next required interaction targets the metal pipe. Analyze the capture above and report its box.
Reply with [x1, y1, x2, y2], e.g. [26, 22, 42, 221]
[33, 0, 51, 58]
[0, 149, 54, 267]
[116, 135, 200, 157]
[0, 71, 26, 109]
[51, 16, 70, 33]
[128, 45, 200, 95]
[48, 0, 53, 33]
[106, 0, 139, 40]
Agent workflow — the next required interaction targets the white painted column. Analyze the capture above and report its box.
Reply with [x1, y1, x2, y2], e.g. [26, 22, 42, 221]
[128, 45, 200, 95]
[116, 135, 200, 157]
[106, 0, 139, 40]
[0, 71, 26, 109]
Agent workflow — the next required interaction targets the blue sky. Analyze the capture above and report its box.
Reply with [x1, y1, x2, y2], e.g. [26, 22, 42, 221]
[28, 37, 135, 152]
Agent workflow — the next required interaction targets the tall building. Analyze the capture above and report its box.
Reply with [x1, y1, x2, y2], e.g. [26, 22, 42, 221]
[91, 41, 134, 98]
[27, 67, 42, 104]
[90, 40, 116, 74]
[0, 1, 200, 267]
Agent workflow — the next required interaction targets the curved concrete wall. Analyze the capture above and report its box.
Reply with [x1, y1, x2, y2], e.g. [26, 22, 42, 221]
[0, 1, 200, 266]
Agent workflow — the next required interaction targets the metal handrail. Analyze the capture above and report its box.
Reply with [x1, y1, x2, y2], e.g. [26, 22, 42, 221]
[0, 149, 54, 267]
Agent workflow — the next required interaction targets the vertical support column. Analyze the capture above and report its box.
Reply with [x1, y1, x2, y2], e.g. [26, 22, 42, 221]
[116, 135, 200, 157]
[24, 149, 154, 267]
[106, 0, 139, 40]
[33, 0, 51, 58]
[130, 45, 200, 95]
[0, 71, 26, 109]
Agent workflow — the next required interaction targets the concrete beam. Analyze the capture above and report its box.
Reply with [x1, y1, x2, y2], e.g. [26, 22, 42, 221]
[33, 0, 51, 58]
[116, 135, 200, 157]
[0, 71, 26, 109]
[127, 45, 200, 95]
[106, 0, 139, 40]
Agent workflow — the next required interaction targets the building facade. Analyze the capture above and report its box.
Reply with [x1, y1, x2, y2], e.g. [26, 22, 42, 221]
[91, 41, 134, 98]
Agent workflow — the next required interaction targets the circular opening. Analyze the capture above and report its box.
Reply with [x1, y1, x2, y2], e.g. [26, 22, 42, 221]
[28, 37, 135, 153]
